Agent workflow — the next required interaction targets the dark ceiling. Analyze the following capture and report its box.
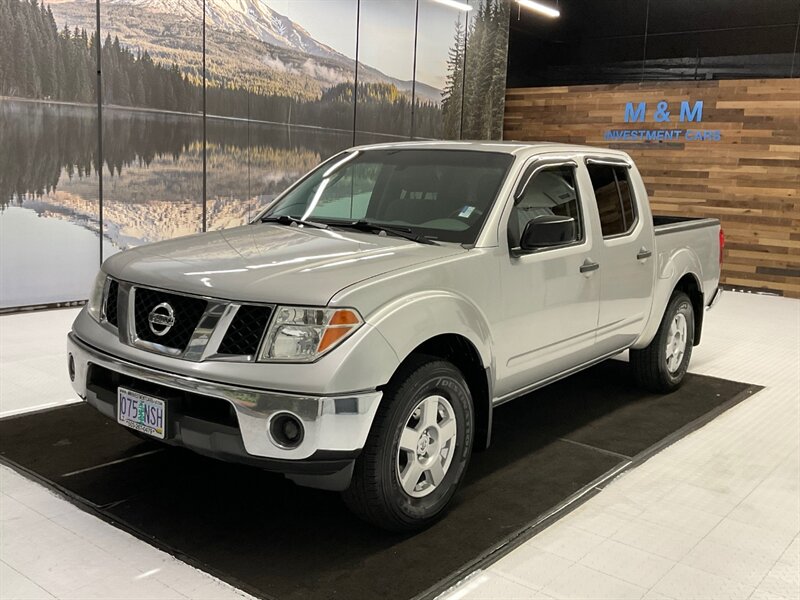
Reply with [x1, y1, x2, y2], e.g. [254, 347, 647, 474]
[506, 0, 800, 86]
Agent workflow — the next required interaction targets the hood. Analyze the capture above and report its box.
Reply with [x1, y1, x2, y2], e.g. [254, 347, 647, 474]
[103, 223, 465, 305]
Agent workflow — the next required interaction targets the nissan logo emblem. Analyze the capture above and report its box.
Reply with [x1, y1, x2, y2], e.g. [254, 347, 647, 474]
[148, 302, 175, 336]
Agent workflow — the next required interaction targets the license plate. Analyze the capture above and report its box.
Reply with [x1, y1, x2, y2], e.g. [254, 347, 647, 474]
[117, 387, 166, 440]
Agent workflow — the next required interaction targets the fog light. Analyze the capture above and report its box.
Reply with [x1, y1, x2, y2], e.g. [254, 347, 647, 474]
[269, 413, 304, 449]
[68, 354, 76, 382]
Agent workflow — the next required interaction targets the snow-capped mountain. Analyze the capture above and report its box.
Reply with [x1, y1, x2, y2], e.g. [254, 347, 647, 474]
[104, 0, 344, 61]
[49, 0, 443, 103]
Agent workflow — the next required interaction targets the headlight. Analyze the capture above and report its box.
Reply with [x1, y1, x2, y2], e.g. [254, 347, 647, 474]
[86, 271, 107, 322]
[259, 306, 363, 362]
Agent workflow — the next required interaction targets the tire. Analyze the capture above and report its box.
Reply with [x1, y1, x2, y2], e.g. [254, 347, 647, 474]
[342, 355, 474, 531]
[631, 291, 695, 393]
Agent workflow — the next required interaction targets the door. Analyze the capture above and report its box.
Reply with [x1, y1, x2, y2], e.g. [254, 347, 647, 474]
[585, 160, 655, 354]
[494, 160, 602, 399]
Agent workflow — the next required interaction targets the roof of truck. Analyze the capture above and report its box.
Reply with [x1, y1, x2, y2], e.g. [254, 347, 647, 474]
[350, 140, 632, 159]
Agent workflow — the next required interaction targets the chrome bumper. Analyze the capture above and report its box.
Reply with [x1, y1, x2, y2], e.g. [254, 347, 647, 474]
[67, 332, 382, 462]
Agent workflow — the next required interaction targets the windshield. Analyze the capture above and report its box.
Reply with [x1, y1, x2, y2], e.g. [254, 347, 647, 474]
[262, 149, 514, 244]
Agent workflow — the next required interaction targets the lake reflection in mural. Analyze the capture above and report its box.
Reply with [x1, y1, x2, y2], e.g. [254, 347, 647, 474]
[0, 99, 357, 307]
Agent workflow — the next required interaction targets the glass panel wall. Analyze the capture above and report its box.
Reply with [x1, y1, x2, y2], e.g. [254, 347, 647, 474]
[413, 0, 464, 139]
[98, 0, 204, 252]
[354, 0, 416, 144]
[0, 0, 510, 310]
[0, 0, 104, 308]
[461, 0, 510, 139]
[205, 22, 259, 232]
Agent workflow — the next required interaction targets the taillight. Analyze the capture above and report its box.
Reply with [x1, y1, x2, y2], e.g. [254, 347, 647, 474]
[719, 229, 725, 265]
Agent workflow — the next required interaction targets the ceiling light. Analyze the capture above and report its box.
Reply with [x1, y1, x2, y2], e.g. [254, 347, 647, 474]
[432, 0, 474, 12]
[516, 0, 560, 18]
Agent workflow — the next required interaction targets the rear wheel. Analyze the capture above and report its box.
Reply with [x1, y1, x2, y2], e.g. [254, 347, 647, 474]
[631, 291, 695, 393]
[342, 356, 474, 531]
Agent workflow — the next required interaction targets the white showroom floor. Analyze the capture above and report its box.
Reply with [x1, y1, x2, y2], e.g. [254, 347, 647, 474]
[0, 291, 798, 600]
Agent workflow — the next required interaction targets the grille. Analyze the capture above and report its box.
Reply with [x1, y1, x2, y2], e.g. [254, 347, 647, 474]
[133, 287, 207, 351]
[217, 305, 273, 356]
[105, 280, 119, 327]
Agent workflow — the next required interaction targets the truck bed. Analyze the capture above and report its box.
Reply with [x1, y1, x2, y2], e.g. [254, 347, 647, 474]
[653, 215, 720, 235]
[652, 215, 721, 310]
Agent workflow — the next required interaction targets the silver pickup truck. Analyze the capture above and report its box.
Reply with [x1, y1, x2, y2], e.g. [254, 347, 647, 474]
[67, 142, 723, 530]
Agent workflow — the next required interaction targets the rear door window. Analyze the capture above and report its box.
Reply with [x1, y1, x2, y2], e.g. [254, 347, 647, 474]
[587, 163, 637, 237]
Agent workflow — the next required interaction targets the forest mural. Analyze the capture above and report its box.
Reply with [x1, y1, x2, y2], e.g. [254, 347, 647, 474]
[0, 0, 511, 308]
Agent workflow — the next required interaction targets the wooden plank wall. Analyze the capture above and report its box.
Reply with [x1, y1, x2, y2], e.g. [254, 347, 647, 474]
[504, 79, 800, 298]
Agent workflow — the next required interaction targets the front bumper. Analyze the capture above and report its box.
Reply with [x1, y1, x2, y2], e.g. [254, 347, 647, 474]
[67, 332, 382, 488]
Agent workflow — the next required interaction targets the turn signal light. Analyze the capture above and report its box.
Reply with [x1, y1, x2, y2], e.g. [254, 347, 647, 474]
[319, 309, 361, 352]
[329, 309, 360, 326]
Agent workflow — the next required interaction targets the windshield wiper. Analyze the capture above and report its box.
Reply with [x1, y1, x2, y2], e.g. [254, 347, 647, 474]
[261, 215, 328, 229]
[332, 220, 439, 245]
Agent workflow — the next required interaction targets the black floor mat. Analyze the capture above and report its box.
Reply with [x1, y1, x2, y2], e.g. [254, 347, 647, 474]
[0, 361, 759, 600]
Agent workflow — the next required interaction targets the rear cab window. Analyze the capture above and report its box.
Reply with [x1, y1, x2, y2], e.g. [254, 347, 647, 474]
[586, 162, 638, 237]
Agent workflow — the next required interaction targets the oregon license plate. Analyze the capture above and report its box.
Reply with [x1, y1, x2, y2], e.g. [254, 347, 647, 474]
[117, 387, 166, 439]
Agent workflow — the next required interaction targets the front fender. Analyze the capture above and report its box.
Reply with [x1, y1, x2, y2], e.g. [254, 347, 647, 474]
[633, 247, 703, 350]
[366, 290, 494, 372]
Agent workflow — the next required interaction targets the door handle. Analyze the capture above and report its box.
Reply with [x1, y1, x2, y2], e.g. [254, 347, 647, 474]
[637, 248, 652, 260]
[580, 260, 600, 273]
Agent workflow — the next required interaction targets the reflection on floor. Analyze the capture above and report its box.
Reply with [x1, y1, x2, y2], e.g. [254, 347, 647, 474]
[0, 292, 798, 600]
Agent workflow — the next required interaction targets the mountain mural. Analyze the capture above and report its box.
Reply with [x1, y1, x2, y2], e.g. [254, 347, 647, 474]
[105, 0, 345, 58]
[46, 0, 443, 105]
[0, 0, 511, 309]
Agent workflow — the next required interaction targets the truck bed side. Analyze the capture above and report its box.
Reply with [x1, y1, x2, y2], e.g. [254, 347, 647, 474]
[632, 215, 721, 350]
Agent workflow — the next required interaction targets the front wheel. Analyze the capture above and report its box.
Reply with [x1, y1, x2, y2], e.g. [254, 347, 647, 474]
[630, 291, 695, 393]
[342, 356, 474, 531]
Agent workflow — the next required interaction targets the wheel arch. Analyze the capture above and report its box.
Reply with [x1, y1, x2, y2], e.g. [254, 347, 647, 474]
[633, 251, 706, 350]
[396, 334, 493, 452]
[368, 291, 495, 451]
[673, 273, 704, 345]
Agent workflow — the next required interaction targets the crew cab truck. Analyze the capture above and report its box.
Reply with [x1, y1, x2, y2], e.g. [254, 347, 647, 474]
[67, 142, 723, 531]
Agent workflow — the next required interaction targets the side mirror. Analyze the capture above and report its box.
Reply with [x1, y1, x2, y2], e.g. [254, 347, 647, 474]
[520, 215, 576, 251]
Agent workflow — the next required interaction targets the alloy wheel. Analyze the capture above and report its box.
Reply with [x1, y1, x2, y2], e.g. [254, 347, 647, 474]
[665, 312, 688, 373]
[395, 395, 458, 498]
